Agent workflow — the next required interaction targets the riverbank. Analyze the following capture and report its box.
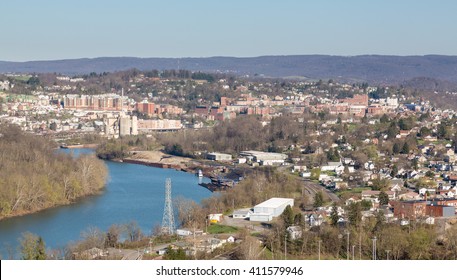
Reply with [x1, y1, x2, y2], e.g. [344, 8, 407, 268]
[60, 143, 99, 149]
[122, 150, 239, 191]
[0, 187, 105, 221]
[124, 150, 213, 175]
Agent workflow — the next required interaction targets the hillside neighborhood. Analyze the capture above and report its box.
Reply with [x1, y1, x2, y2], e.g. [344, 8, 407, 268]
[2, 70, 457, 260]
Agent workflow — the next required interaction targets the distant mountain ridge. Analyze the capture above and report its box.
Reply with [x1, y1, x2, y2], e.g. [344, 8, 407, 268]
[1, 55, 457, 85]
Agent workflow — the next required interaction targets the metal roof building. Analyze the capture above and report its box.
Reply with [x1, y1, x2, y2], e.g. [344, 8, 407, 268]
[250, 197, 294, 222]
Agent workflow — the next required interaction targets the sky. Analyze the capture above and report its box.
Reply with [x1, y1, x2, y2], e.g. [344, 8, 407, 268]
[1, 0, 457, 61]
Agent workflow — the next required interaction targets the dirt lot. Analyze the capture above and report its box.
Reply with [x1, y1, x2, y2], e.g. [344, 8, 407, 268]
[127, 150, 192, 165]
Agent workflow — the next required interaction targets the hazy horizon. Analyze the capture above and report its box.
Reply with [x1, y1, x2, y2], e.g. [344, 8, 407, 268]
[2, 0, 457, 61]
[2, 53, 457, 63]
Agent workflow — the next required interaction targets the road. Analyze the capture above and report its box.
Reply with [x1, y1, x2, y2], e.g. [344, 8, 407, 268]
[106, 248, 142, 260]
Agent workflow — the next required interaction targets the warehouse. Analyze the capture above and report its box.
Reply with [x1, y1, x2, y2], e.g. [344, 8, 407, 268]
[250, 197, 294, 222]
[240, 150, 288, 165]
[207, 152, 233, 161]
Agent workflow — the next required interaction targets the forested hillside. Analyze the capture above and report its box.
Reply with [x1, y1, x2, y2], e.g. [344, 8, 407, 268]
[0, 124, 107, 219]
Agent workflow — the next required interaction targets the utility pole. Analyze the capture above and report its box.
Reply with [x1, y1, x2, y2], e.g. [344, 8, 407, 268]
[352, 245, 355, 260]
[386, 250, 390, 260]
[318, 240, 322, 260]
[346, 231, 350, 260]
[372, 237, 377, 260]
[284, 234, 287, 260]
[359, 234, 362, 260]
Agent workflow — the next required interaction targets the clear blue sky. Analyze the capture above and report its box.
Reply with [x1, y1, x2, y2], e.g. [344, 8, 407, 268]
[2, 0, 456, 61]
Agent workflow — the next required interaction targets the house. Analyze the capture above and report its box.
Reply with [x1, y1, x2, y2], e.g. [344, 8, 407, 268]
[364, 161, 375, 170]
[321, 160, 343, 172]
[287, 226, 303, 240]
[335, 182, 348, 190]
[306, 213, 324, 227]
[418, 188, 436, 196]
[176, 229, 193, 236]
[293, 165, 307, 172]
[200, 238, 226, 252]
[208, 213, 223, 224]
[226, 236, 236, 243]
[389, 179, 404, 192]
[237, 158, 247, 164]
[73, 247, 107, 260]
[361, 190, 396, 202]
[232, 208, 252, 219]
[425, 217, 435, 225]
[416, 155, 428, 163]
[398, 191, 421, 201]
[424, 135, 438, 142]
[378, 206, 394, 221]
[345, 197, 361, 206]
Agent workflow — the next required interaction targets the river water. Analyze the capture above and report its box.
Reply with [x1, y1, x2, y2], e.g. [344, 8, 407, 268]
[0, 149, 212, 259]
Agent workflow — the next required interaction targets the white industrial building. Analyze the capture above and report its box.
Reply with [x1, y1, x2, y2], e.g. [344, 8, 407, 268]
[207, 152, 232, 161]
[232, 208, 253, 219]
[240, 151, 288, 166]
[250, 197, 294, 222]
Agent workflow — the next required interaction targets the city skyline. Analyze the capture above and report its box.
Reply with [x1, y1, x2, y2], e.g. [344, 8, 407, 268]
[2, 0, 457, 61]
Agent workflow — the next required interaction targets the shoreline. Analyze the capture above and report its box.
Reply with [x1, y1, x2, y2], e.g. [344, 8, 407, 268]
[0, 187, 105, 222]
[60, 143, 99, 149]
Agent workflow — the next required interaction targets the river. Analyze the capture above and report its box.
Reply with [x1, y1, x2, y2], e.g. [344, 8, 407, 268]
[0, 148, 212, 259]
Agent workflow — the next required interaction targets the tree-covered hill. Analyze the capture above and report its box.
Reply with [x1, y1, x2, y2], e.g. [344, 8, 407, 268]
[0, 124, 107, 219]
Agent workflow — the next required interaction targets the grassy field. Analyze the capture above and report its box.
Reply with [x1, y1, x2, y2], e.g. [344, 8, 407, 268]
[11, 75, 32, 82]
[207, 224, 238, 234]
[336, 187, 371, 199]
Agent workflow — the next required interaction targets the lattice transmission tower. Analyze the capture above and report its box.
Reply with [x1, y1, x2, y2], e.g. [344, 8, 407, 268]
[161, 178, 175, 235]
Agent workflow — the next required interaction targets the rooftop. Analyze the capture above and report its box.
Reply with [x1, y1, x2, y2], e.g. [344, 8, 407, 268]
[254, 197, 294, 208]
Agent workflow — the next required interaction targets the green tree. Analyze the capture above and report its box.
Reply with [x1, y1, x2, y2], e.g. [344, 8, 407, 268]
[163, 246, 187, 260]
[390, 164, 398, 177]
[313, 191, 324, 208]
[326, 148, 339, 161]
[401, 142, 410, 154]
[310, 168, 321, 180]
[347, 202, 362, 228]
[281, 205, 295, 227]
[387, 122, 399, 139]
[19, 232, 47, 260]
[437, 123, 451, 139]
[393, 142, 401, 154]
[379, 191, 389, 206]
[380, 114, 389, 123]
[398, 117, 414, 130]
[419, 127, 431, 137]
[330, 204, 339, 226]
